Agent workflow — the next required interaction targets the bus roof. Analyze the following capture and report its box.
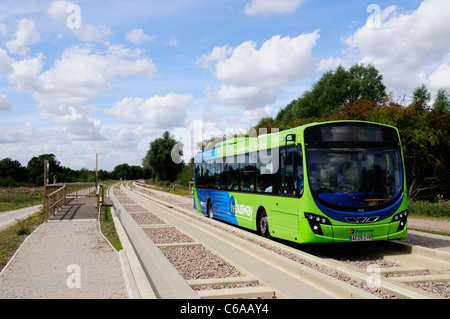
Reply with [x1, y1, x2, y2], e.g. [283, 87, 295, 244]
[194, 120, 399, 162]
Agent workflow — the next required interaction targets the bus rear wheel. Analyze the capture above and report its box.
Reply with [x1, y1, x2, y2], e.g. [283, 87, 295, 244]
[258, 209, 270, 238]
[207, 200, 213, 218]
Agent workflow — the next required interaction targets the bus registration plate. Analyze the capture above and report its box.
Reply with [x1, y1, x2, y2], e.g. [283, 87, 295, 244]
[350, 235, 372, 241]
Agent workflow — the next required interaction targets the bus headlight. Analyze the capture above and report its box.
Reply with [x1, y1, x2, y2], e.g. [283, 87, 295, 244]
[305, 213, 331, 236]
[391, 210, 407, 232]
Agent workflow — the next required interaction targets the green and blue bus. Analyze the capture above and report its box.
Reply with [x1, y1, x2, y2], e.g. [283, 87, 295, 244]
[193, 121, 407, 243]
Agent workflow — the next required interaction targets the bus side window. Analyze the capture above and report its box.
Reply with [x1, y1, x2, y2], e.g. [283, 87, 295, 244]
[279, 150, 296, 195]
[257, 150, 274, 193]
[220, 162, 228, 190]
[228, 156, 240, 190]
[297, 149, 304, 196]
[215, 159, 222, 190]
[199, 162, 207, 188]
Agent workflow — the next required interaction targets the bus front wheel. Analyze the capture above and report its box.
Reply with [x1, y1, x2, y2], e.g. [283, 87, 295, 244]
[258, 209, 270, 238]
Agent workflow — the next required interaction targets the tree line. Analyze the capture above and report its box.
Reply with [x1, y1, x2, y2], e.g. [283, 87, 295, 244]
[256, 64, 449, 200]
[0, 154, 150, 187]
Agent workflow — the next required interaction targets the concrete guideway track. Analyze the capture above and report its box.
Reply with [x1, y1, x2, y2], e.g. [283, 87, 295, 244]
[130, 181, 450, 299]
[112, 182, 385, 299]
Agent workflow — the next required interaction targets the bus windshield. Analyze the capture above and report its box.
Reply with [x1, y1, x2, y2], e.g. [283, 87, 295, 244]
[306, 148, 402, 208]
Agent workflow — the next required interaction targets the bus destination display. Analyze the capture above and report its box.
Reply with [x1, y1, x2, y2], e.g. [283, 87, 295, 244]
[321, 126, 383, 142]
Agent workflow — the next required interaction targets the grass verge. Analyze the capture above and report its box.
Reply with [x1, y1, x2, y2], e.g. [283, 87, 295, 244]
[0, 209, 46, 273]
[0, 187, 43, 212]
[409, 228, 450, 237]
[408, 199, 450, 220]
[99, 205, 122, 251]
[143, 179, 190, 196]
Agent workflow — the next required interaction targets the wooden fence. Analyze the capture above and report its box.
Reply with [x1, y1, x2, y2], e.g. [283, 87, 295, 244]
[44, 182, 104, 222]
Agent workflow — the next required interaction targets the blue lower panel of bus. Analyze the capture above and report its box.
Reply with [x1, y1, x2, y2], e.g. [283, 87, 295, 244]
[195, 189, 238, 225]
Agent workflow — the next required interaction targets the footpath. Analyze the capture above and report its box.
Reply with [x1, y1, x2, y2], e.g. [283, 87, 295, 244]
[0, 205, 42, 231]
[0, 198, 129, 299]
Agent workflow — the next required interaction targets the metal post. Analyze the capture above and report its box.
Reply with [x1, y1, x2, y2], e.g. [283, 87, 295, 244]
[95, 153, 98, 189]
[44, 160, 48, 222]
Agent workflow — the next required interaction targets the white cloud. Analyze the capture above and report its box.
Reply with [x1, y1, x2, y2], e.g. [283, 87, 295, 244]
[0, 23, 6, 37]
[200, 31, 320, 109]
[0, 123, 22, 143]
[6, 19, 41, 56]
[228, 106, 272, 124]
[5, 44, 157, 145]
[47, 0, 72, 22]
[47, 1, 112, 42]
[126, 29, 156, 44]
[71, 24, 112, 42]
[0, 93, 14, 111]
[428, 63, 450, 91]
[107, 97, 144, 124]
[244, 0, 307, 16]
[108, 93, 193, 129]
[317, 57, 350, 72]
[343, 0, 450, 95]
[9, 53, 45, 91]
[28, 46, 156, 116]
[0, 48, 14, 73]
[54, 106, 103, 141]
[168, 36, 179, 47]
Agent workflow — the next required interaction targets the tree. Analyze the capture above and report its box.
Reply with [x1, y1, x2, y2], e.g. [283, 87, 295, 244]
[112, 164, 144, 180]
[142, 131, 185, 182]
[412, 84, 431, 110]
[256, 117, 275, 127]
[276, 64, 386, 122]
[27, 154, 62, 186]
[0, 158, 27, 186]
[433, 88, 450, 114]
[347, 63, 386, 103]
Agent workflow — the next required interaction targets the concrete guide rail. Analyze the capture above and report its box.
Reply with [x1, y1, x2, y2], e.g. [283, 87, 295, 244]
[121, 182, 379, 299]
[108, 183, 199, 299]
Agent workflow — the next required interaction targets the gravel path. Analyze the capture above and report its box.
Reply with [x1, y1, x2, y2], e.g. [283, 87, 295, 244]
[408, 217, 450, 234]
[0, 205, 43, 231]
[0, 220, 128, 299]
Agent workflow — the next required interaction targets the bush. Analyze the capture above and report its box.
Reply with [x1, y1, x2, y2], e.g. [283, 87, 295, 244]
[408, 197, 450, 218]
[174, 165, 194, 187]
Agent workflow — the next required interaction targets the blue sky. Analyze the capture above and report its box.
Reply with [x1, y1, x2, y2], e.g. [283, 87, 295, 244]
[0, 0, 449, 171]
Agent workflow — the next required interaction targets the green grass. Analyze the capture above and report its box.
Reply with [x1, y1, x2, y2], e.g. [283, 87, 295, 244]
[408, 199, 450, 220]
[99, 205, 122, 251]
[409, 228, 450, 237]
[0, 187, 43, 213]
[0, 209, 46, 272]
[143, 179, 191, 196]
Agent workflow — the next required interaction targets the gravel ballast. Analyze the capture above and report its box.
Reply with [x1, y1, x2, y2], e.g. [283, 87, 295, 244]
[144, 227, 194, 244]
[160, 245, 243, 280]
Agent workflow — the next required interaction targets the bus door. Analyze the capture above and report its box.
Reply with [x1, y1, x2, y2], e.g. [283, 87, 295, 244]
[270, 146, 302, 242]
